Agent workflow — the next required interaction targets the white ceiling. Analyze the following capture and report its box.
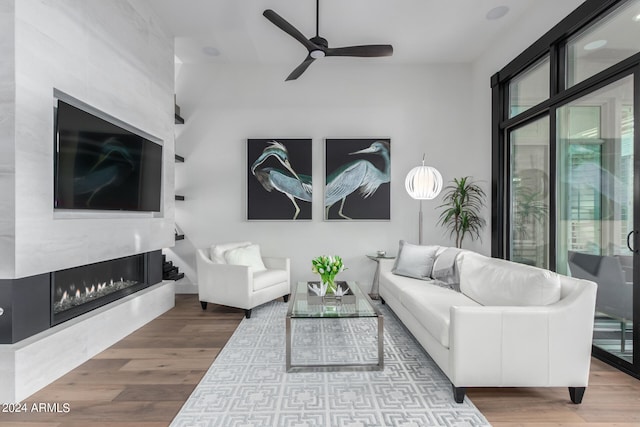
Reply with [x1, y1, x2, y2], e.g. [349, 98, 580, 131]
[147, 0, 567, 65]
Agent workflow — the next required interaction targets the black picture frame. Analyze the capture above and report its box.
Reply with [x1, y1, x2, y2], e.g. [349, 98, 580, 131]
[324, 138, 391, 221]
[247, 138, 312, 220]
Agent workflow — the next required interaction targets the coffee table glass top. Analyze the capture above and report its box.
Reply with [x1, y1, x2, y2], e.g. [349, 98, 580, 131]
[289, 281, 379, 318]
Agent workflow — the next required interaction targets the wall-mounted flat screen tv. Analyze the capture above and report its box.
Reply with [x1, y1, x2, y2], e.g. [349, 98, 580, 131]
[54, 100, 162, 212]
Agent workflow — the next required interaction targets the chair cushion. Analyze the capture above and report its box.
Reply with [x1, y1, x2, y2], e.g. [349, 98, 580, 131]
[253, 269, 288, 291]
[224, 244, 267, 272]
[459, 251, 562, 306]
[391, 241, 439, 280]
[210, 241, 252, 264]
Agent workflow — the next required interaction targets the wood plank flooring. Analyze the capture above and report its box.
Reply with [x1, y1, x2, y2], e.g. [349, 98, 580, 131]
[0, 295, 244, 427]
[1, 294, 639, 426]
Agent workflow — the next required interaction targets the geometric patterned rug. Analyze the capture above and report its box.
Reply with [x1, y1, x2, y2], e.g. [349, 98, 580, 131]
[170, 300, 492, 427]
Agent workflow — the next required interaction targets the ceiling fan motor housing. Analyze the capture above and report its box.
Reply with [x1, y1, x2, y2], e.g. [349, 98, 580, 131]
[310, 36, 328, 49]
[309, 36, 328, 58]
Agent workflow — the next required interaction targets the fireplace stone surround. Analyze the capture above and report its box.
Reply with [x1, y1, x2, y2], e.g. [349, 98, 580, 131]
[0, 250, 172, 403]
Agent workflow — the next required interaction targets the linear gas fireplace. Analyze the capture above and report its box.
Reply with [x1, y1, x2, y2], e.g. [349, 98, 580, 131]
[52, 254, 149, 325]
[0, 250, 163, 344]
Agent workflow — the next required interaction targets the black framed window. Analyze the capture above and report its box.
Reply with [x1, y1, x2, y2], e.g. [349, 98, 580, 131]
[492, 0, 640, 378]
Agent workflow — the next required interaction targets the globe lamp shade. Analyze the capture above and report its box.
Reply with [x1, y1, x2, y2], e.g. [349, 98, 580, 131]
[405, 165, 443, 200]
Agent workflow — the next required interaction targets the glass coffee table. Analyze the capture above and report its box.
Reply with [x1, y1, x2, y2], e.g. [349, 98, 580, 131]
[286, 281, 383, 372]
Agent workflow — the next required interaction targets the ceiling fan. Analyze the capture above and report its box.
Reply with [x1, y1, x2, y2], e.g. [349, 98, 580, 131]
[263, 0, 393, 81]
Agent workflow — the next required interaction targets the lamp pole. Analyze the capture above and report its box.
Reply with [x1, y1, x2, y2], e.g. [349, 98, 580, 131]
[405, 155, 442, 245]
[419, 200, 423, 245]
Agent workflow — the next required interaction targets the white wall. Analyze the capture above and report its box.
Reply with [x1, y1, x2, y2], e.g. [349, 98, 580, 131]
[171, 62, 490, 290]
[0, 0, 176, 278]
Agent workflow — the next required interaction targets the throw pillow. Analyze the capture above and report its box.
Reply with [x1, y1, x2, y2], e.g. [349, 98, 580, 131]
[210, 241, 252, 264]
[431, 247, 464, 292]
[224, 244, 267, 271]
[391, 240, 439, 280]
[432, 279, 456, 290]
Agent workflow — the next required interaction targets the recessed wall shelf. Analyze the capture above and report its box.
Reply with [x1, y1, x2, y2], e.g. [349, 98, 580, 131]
[162, 254, 184, 281]
[166, 98, 188, 286]
[174, 103, 184, 124]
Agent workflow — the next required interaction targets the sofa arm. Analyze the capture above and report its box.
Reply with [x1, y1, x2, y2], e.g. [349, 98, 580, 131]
[449, 280, 596, 388]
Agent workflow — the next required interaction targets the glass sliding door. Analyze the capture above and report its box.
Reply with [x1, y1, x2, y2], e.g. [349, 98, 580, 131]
[509, 116, 551, 268]
[493, 0, 640, 377]
[557, 75, 634, 363]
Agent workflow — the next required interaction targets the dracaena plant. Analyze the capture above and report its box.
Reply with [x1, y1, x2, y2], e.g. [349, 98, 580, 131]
[437, 176, 486, 249]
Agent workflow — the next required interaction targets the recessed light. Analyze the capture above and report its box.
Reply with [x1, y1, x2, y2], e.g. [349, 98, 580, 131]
[633, 13, 640, 22]
[584, 40, 607, 50]
[486, 5, 509, 20]
[201, 46, 220, 57]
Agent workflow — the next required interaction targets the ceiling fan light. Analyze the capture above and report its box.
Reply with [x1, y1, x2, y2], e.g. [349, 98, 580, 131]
[310, 49, 325, 59]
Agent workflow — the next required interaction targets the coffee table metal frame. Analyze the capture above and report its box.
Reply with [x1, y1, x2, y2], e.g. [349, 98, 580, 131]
[286, 281, 384, 372]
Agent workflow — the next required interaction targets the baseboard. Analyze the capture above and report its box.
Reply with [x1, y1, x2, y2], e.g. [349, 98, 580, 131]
[174, 282, 198, 294]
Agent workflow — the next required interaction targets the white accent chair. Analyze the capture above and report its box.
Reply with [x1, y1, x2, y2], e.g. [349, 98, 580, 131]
[196, 242, 291, 318]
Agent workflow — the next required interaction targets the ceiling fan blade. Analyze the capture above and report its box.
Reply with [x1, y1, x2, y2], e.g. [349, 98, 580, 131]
[286, 56, 315, 81]
[326, 45, 394, 57]
[263, 9, 316, 51]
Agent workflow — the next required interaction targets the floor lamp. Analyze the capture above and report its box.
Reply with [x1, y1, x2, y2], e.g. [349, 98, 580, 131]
[405, 156, 443, 245]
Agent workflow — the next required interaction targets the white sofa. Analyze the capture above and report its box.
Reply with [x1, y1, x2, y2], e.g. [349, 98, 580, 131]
[378, 245, 597, 404]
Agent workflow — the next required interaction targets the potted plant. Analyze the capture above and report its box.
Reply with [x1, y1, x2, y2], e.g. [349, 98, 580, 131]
[437, 176, 486, 248]
[310, 255, 346, 295]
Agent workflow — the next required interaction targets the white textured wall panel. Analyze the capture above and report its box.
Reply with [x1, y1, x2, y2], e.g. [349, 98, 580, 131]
[6, 0, 175, 278]
[0, 0, 15, 276]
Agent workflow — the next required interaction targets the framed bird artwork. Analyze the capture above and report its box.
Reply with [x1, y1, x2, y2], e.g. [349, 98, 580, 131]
[324, 138, 391, 221]
[247, 138, 312, 220]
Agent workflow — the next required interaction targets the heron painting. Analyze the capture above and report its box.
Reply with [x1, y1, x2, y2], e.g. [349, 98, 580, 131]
[247, 139, 312, 220]
[324, 138, 391, 220]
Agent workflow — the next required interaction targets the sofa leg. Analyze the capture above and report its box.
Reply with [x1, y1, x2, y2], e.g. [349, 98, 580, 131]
[283, 294, 290, 303]
[569, 387, 585, 404]
[245, 309, 252, 319]
[452, 385, 466, 403]
[380, 297, 386, 305]
[200, 301, 207, 310]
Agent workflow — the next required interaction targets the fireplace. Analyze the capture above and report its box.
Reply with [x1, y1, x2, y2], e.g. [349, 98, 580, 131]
[0, 250, 163, 344]
[52, 254, 148, 325]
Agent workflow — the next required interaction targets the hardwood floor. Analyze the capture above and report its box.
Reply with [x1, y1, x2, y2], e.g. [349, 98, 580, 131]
[0, 295, 244, 427]
[468, 359, 640, 426]
[1, 294, 639, 426]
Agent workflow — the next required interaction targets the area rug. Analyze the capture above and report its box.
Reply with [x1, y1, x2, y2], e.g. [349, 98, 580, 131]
[170, 300, 491, 427]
